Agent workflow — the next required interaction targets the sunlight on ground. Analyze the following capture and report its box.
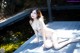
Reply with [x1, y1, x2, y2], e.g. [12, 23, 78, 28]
[53, 29, 80, 38]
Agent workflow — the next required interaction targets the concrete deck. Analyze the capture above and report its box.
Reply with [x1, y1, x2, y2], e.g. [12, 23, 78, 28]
[14, 21, 80, 53]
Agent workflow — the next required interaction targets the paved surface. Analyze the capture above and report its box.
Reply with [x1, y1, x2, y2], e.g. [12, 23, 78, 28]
[14, 21, 80, 53]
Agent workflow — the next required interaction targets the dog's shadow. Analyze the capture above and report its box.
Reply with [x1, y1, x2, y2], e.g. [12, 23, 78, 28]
[26, 41, 43, 50]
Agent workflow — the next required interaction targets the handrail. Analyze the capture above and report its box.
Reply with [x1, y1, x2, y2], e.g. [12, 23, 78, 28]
[0, 8, 32, 29]
[52, 5, 80, 10]
[0, 5, 80, 29]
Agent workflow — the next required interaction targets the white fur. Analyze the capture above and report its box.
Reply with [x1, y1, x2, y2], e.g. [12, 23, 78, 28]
[29, 18, 80, 49]
[44, 39, 53, 48]
[29, 18, 53, 48]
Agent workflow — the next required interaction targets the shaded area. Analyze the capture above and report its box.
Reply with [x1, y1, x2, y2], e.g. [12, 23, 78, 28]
[0, 15, 34, 44]
[52, 9, 80, 21]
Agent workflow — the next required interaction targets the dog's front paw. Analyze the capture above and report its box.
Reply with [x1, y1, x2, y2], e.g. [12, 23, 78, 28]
[43, 39, 53, 48]
[33, 38, 39, 43]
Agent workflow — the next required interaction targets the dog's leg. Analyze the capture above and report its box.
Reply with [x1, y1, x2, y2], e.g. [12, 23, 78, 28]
[33, 30, 39, 43]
